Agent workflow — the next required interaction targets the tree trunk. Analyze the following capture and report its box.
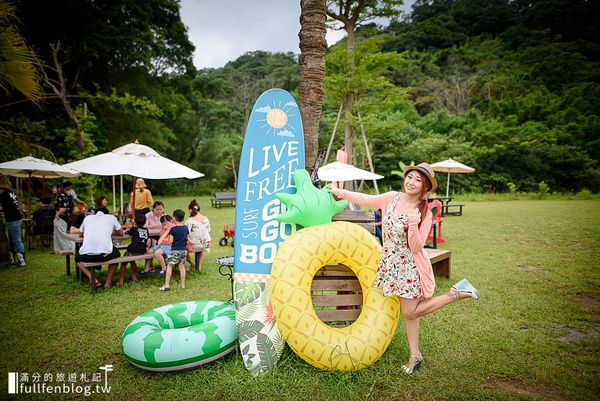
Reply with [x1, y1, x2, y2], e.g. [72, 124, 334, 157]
[42, 42, 85, 152]
[230, 155, 238, 190]
[343, 23, 356, 189]
[298, 0, 327, 173]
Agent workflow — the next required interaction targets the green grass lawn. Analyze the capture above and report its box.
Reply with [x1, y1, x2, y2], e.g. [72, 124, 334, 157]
[1, 197, 599, 400]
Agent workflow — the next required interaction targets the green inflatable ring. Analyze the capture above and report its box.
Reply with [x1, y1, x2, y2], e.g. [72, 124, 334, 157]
[121, 300, 237, 372]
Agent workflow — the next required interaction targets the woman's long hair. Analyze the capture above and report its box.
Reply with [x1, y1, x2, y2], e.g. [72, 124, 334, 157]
[95, 196, 107, 210]
[406, 170, 432, 229]
[188, 199, 200, 217]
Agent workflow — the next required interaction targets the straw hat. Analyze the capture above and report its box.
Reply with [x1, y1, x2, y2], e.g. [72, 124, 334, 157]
[403, 163, 438, 191]
[135, 178, 146, 188]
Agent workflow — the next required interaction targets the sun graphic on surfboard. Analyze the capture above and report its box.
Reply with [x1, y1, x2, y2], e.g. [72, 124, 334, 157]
[255, 101, 298, 137]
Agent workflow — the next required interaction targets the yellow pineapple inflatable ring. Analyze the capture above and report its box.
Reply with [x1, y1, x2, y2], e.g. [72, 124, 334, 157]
[271, 221, 400, 371]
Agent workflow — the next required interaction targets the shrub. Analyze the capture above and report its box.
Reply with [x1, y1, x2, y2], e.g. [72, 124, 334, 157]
[538, 181, 549, 199]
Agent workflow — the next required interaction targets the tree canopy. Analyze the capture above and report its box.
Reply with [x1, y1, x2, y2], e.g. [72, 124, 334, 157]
[1, 0, 598, 198]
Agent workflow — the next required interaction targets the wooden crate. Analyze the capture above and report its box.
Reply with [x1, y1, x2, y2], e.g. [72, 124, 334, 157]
[311, 264, 362, 327]
[310, 210, 451, 327]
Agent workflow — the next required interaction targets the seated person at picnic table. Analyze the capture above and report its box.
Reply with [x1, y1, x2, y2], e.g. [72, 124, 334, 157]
[69, 196, 113, 235]
[94, 196, 110, 215]
[159, 209, 189, 291]
[30, 195, 54, 236]
[75, 209, 123, 289]
[144, 200, 165, 246]
[141, 214, 173, 276]
[118, 214, 150, 285]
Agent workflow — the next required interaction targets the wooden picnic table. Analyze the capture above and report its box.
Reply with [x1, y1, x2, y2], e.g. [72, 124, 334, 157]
[211, 192, 236, 208]
[428, 196, 452, 206]
[428, 196, 464, 216]
[65, 228, 160, 279]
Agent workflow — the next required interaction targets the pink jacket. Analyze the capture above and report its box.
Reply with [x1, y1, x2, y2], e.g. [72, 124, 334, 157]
[332, 189, 436, 298]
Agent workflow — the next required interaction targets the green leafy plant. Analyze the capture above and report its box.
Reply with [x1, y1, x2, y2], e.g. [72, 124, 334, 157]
[390, 160, 415, 177]
[538, 181, 549, 199]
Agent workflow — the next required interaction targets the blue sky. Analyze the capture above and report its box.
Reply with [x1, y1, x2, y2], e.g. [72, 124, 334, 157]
[180, 0, 415, 69]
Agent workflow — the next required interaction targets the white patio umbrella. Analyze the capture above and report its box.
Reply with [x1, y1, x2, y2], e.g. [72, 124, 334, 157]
[63, 142, 204, 214]
[0, 156, 81, 212]
[63, 142, 203, 179]
[317, 161, 384, 182]
[430, 158, 475, 198]
[0, 156, 80, 179]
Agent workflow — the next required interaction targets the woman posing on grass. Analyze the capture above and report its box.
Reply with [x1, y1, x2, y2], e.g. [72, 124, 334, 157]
[329, 162, 480, 374]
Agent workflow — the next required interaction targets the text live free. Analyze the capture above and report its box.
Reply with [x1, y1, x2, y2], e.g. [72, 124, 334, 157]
[244, 141, 300, 202]
[239, 140, 300, 267]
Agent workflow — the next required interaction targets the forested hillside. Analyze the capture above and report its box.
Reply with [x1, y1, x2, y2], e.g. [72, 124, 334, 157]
[2, 0, 598, 197]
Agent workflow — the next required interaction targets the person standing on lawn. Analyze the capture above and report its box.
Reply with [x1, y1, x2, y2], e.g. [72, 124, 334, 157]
[329, 162, 481, 375]
[63, 181, 87, 213]
[129, 178, 153, 218]
[0, 175, 26, 266]
[185, 199, 211, 271]
[94, 196, 110, 215]
[159, 209, 188, 291]
[51, 182, 75, 254]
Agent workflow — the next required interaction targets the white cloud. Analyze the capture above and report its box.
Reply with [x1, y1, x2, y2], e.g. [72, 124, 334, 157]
[255, 105, 271, 113]
[180, 0, 415, 69]
[181, 0, 302, 69]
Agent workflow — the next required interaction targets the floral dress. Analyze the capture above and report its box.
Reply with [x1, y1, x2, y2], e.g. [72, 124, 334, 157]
[374, 194, 421, 299]
[185, 217, 211, 252]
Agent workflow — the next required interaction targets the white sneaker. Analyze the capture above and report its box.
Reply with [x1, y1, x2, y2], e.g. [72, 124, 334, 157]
[451, 278, 480, 300]
[8, 252, 15, 265]
[16, 253, 26, 267]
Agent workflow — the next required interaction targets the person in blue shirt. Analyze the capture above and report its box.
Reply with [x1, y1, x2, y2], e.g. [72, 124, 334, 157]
[374, 208, 383, 244]
[159, 209, 189, 291]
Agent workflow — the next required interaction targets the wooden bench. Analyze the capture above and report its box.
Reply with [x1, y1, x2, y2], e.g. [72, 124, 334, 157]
[442, 203, 465, 216]
[332, 210, 376, 235]
[311, 248, 451, 327]
[316, 210, 375, 327]
[211, 192, 236, 208]
[78, 253, 155, 293]
[424, 248, 451, 278]
[56, 250, 74, 276]
[60, 243, 128, 278]
[312, 264, 362, 326]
